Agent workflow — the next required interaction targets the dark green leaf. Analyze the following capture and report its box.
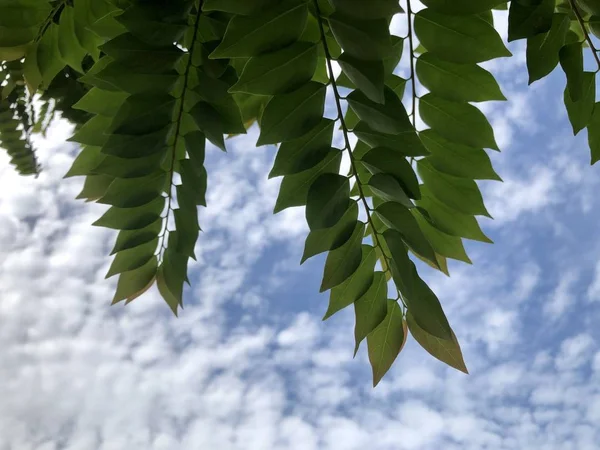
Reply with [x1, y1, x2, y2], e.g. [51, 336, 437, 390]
[421, 0, 505, 14]
[98, 172, 166, 208]
[414, 9, 511, 64]
[274, 149, 342, 213]
[324, 245, 377, 319]
[588, 104, 600, 165]
[416, 53, 506, 102]
[112, 256, 158, 304]
[418, 160, 491, 217]
[347, 87, 413, 135]
[376, 202, 439, 269]
[508, 0, 554, 41]
[328, 12, 392, 61]
[329, 0, 402, 19]
[420, 129, 502, 180]
[353, 121, 429, 157]
[368, 173, 414, 208]
[360, 147, 420, 199]
[230, 42, 318, 95]
[106, 239, 158, 278]
[258, 81, 326, 145]
[210, 0, 308, 58]
[526, 13, 570, 84]
[565, 71, 596, 135]
[367, 300, 406, 386]
[419, 94, 499, 150]
[384, 229, 453, 340]
[269, 118, 334, 178]
[416, 186, 493, 243]
[354, 272, 388, 355]
[413, 211, 471, 263]
[93, 196, 165, 230]
[559, 38, 583, 102]
[407, 311, 468, 373]
[320, 221, 365, 292]
[337, 52, 385, 103]
[302, 201, 359, 263]
[111, 220, 163, 255]
[306, 174, 350, 230]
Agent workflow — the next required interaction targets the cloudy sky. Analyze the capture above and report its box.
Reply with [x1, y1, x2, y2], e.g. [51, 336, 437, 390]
[1, 8, 600, 450]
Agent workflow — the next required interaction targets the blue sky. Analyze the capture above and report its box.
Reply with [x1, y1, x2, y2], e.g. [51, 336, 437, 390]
[1, 8, 600, 450]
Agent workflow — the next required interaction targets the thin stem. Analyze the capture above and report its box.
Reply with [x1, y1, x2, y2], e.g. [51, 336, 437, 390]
[569, 0, 600, 71]
[406, 0, 418, 126]
[313, 0, 407, 308]
[36, 0, 67, 43]
[157, 2, 204, 262]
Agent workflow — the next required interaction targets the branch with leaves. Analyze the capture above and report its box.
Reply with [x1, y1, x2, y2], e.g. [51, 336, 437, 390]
[1, 0, 600, 386]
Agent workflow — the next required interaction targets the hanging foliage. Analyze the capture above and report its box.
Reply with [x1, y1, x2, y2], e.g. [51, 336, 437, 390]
[1, 0, 599, 386]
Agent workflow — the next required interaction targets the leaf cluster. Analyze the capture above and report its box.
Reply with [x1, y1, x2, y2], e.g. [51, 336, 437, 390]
[1, 0, 600, 386]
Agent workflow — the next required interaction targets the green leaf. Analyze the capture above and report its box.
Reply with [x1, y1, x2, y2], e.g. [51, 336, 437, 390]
[353, 121, 429, 157]
[210, 0, 308, 58]
[274, 149, 342, 213]
[65, 146, 105, 178]
[230, 42, 318, 95]
[112, 256, 158, 304]
[354, 272, 388, 355]
[421, 0, 505, 15]
[302, 201, 359, 263]
[384, 229, 453, 340]
[407, 311, 468, 373]
[376, 202, 439, 269]
[416, 53, 506, 103]
[320, 221, 365, 292]
[0, 0, 51, 28]
[508, 0, 554, 41]
[559, 38, 584, 102]
[413, 211, 471, 263]
[269, 118, 335, 178]
[324, 245, 377, 319]
[418, 160, 491, 217]
[419, 93, 499, 150]
[367, 300, 406, 387]
[93, 153, 166, 179]
[98, 172, 167, 208]
[106, 239, 158, 278]
[420, 130, 502, 180]
[306, 173, 350, 230]
[101, 33, 184, 69]
[69, 115, 112, 146]
[414, 9, 511, 64]
[72, 88, 129, 117]
[258, 81, 326, 145]
[109, 93, 176, 136]
[360, 147, 420, 199]
[564, 71, 596, 135]
[368, 173, 414, 208]
[202, 0, 278, 15]
[347, 87, 413, 135]
[588, 104, 600, 165]
[58, 6, 88, 73]
[416, 186, 493, 243]
[329, 0, 402, 19]
[526, 13, 570, 84]
[101, 126, 171, 158]
[328, 12, 392, 61]
[111, 220, 163, 255]
[93, 196, 166, 230]
[37, 24, 65, 89]
[337, 52, 385, 103]
[76, 174, 114, 201]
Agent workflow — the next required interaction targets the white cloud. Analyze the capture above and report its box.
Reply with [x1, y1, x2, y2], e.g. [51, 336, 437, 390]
[544, 271, 579, 319]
